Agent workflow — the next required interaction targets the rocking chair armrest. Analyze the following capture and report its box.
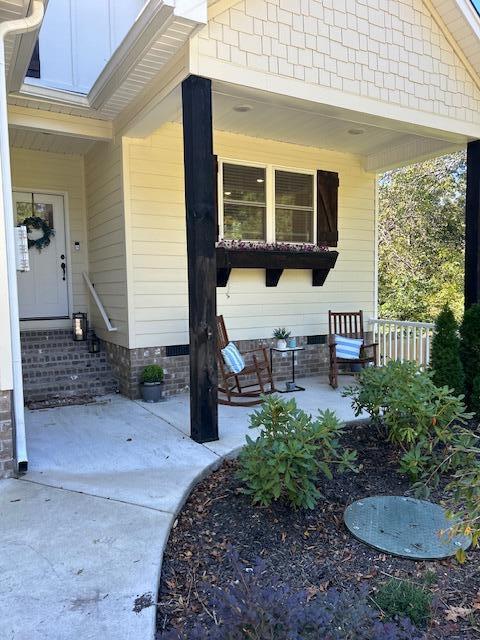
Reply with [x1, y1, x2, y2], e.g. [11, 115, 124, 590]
[243, 346, 270, 364]
[361, 342, 378, 350]
[242, 347, 267, 355]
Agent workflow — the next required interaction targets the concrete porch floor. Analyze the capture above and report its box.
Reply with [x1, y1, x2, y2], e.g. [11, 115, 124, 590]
[1, 377, 360, 640]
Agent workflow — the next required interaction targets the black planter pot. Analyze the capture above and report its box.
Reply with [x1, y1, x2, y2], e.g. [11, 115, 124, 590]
[140, 381, 164, 403]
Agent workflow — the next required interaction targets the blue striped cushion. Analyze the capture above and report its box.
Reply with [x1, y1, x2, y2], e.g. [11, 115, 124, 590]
[221, 342, 245, 374]
[334, 335, 363, 359]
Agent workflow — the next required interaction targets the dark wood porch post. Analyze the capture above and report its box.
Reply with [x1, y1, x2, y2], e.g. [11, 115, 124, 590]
[182, 75, 219, 442]
[465, 140, 480, 309]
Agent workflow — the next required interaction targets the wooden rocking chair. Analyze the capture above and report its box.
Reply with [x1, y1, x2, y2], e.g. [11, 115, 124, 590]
[328, 310, 378, 389]
[216, 315, 276, 406]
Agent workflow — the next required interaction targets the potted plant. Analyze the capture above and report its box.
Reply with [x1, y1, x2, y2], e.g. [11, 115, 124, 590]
[273, 328, 291, 350]
[140, 364, 164, 402]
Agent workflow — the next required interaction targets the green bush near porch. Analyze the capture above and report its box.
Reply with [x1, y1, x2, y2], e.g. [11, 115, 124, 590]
[344, 361, 471, 482]
[237, 396, 358, 509]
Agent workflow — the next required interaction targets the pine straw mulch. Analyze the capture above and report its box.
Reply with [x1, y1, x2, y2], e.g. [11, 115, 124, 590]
[156, 421, 480, 639]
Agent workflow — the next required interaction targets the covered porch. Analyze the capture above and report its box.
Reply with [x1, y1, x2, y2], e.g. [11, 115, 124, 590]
[24, 377, 360, 509]
[7, 71, 480, 456]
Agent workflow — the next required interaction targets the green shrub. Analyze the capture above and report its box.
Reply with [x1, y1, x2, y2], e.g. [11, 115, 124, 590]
[141, 364, 164, 383]
[373, 579, 433, 628]
[344, 361, 471, 481]
[237, 396, 358, 509]
[460, 303, 480, 413]
[430, 305, 464, 396]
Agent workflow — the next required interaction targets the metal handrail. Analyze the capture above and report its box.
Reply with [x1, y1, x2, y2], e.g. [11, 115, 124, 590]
[82, 272, 118, 332]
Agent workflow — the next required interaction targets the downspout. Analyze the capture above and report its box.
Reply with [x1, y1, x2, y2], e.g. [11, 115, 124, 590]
[0, 1, 45, 473]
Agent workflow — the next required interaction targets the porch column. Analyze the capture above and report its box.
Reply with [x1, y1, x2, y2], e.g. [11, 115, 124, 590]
[181, 75, 219, 443]
[465, 140, 480, 308]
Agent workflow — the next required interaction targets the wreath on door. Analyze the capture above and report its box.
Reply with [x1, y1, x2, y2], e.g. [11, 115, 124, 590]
[21, 216, 55, 251]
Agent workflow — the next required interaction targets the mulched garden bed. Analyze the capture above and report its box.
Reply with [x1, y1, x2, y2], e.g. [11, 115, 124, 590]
[156, 421, 480, 639]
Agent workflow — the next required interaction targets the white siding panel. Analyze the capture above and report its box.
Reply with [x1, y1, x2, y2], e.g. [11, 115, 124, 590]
[85, 140, 129, 346]
[125, 122, 375, 348]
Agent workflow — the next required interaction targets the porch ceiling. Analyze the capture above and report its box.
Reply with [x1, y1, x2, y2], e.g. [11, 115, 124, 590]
[133, 81, 467, 173]
[8, 126, 95, 154]
[212, 83, 470, 172]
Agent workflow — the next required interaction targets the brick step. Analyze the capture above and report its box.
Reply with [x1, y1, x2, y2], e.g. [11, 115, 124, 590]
[23, 352, 109, 365]
[25, 385, 117, 403]
[23, 372, 118, 402]
[21, 341, 94, 352]
[21, 329, 117, 403]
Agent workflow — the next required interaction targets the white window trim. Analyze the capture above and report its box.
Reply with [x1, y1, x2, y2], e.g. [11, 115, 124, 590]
[218, 158, 317, 245]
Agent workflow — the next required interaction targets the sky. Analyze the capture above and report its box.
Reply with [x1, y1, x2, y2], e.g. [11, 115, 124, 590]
[472, 0, 480, 15]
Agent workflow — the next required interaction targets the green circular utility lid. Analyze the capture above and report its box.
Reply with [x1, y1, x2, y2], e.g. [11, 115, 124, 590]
[344, 496, 471, 560]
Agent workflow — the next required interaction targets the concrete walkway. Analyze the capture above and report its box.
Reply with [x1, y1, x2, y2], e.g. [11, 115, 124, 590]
[1, 378, 359, 640]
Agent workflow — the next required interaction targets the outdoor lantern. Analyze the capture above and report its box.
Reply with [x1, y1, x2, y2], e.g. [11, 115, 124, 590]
[88, 331, 100, 354]
[72, 312, 88, 341]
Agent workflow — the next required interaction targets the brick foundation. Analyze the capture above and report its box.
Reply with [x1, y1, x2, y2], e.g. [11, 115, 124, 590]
[0, 390, 14, 478]
[103, 336, 330, 399]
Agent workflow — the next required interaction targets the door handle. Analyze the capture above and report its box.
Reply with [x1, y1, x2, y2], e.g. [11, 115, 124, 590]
[61, 262, 66, 281]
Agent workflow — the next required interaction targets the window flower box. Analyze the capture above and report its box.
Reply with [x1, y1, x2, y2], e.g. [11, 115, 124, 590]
[216, 241, 339, 287]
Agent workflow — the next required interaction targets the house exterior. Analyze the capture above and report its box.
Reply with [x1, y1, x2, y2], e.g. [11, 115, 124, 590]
[1, 0, 480, 475]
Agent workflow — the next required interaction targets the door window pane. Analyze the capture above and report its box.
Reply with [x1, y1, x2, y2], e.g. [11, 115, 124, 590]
[223, 164, 266, 241]
[16, 201, 53, 228]
[275, 171, 314, 243]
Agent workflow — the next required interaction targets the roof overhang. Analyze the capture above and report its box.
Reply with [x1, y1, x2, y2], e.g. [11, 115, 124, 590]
[8, 0, 203, 120]
[6, 0, 48, 92]
[432, 0, 480, 81]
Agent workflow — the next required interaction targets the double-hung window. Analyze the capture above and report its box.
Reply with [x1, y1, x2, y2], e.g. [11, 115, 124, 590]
[275, 170, 314, 243]
[222, 163, 267, 241]
[220, 161, 315, 244]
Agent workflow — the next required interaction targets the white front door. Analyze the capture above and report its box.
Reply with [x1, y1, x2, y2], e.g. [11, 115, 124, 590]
[14, 192, 69, 320]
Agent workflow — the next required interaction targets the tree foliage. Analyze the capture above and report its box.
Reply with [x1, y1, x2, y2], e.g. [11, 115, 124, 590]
[430, 305, 464, 396]
[379, 152, 466, 321]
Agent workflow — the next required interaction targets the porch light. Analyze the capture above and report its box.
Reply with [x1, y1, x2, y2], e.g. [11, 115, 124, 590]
[88, 331, 100, 354]
[72, 312, 88, 341]
[256, 178, 264, 183]
[233, 104, 253, 112]
[347, 128, 365, 135]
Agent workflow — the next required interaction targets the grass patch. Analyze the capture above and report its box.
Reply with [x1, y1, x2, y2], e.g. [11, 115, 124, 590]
[373, 578, 433, 628]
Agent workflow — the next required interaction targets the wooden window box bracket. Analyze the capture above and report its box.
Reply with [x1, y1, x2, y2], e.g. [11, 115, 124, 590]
[216, 247, 338, 287]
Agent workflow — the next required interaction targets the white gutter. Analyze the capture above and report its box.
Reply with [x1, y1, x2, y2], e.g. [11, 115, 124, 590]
[0, 0, 45, 473]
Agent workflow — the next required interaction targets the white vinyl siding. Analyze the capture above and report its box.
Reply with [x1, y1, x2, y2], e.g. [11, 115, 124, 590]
[84, 140, 129, 346]
[124, 122, 376, 348]
[198, 0, 480, 128]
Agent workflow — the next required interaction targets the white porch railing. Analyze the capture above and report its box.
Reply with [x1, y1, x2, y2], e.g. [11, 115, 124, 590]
[370, 318, 435, 368]
[82, 272, 118, 332]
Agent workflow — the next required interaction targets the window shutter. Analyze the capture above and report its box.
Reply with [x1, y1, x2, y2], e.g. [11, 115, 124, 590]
[316, 170, 339, 247]
[26, 41, 40, 79]
[213, 155, 219, 240]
